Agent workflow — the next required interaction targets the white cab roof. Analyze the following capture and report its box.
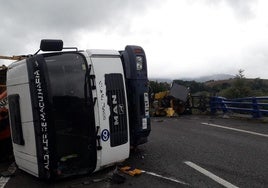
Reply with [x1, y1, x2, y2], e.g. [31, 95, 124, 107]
[86, 49, 120, 56]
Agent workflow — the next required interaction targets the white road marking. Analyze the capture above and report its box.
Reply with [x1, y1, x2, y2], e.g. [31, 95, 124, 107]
[184, 161, 238, 188]
[0, 177, 10, 188]
[141, 170, 189, 186]
[201, 122, 268, 138]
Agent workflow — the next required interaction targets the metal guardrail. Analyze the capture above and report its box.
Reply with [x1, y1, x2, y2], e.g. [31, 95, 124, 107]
[191, 95, 209, 112]
[210, 96, 268, 118]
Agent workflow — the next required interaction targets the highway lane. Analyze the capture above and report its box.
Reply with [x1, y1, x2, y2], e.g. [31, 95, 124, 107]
[142, 116, 268, 187]
[2, 115, 268, 187]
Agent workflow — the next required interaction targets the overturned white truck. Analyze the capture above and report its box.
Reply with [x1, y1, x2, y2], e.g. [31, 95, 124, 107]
[6, 40, 150, 179]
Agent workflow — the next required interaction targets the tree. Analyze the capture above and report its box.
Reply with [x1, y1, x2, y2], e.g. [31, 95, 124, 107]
[220, 69, 252, 98]
[149, 81, 170, 93]
[251, 78, 264, 90]
[236, 69, 245, 79]
[173, 80, 208, 94]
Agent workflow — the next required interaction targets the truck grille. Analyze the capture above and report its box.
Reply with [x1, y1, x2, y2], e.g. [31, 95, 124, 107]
[105, 74, 128, 147]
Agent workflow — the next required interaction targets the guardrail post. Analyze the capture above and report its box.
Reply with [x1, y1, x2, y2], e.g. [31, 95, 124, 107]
[209, 97, 228, 114]
[209, 97, 217, 114]
[252, 97, 261, 118]
[219, 97, 228, 114]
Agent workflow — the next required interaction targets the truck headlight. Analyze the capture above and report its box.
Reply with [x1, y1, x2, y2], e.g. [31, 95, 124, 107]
[136, 56, 143, 70]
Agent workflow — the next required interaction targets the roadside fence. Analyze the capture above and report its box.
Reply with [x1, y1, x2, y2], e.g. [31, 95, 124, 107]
[210, 96, 268, 118]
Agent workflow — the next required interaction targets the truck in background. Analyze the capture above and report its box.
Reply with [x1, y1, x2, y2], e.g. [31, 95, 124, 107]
[3, 39, 150, 179]
[0, 66, 13, 162]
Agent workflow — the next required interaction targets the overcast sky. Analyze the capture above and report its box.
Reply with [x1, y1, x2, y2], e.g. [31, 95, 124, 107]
[1, 0, 268, 79]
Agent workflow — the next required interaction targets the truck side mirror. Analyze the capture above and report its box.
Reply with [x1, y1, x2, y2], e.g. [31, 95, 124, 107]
[40, 39, 63, 51]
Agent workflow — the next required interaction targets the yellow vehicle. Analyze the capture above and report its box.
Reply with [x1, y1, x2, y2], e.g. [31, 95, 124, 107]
[151, 83, 191, 117]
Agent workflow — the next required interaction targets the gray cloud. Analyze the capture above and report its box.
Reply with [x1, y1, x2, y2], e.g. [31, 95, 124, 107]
[1, 0, 267, 79]
[225, 0, 257, 20]
[203, 0, 257, 20]
[0, 0, 156, 55]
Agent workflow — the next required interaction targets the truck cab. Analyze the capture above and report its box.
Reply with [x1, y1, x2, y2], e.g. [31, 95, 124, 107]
[6, 40, 150, 179]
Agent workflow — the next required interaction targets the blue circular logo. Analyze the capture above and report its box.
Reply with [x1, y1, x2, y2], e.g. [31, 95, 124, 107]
[101, 129, 110, 142]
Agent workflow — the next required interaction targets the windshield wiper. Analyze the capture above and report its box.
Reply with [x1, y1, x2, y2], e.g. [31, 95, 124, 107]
[84, 64, 97, 106]
[84, 64, 91, 106]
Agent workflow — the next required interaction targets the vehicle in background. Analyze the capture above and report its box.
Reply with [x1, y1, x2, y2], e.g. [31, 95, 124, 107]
[0, 66, 12, 162]
[151, 82, 191, 117]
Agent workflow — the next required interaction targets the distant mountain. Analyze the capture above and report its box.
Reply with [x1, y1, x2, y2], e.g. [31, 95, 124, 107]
[195, 74, 235, 82]
[178, 74, 235, 82]
[149, 78, 173, 83]
[150, 74, 235, 83]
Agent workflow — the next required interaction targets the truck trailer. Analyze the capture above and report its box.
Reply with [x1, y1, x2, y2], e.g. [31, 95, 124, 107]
[5, 39, 150, 179]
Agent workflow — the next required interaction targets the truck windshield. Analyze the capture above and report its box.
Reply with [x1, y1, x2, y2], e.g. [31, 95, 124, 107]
[44, 53, 96, 177]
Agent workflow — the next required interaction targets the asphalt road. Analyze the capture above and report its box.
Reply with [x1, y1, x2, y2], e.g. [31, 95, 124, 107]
[1, 115, 268, 187]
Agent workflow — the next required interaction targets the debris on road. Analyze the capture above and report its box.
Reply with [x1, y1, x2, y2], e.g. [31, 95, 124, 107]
[0, 162, 17, 177]
[119, 166, 142, 176]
